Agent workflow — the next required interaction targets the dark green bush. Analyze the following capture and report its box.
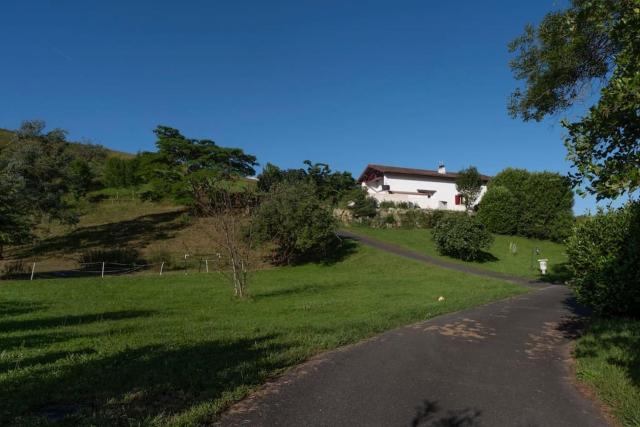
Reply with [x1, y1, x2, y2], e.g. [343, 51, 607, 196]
[476, 185, 519, 234]
[478, 168, 574, 241]
[566, 203, 640, 317]
[253, 181, 339, 265]
[432, 213, 494, 261]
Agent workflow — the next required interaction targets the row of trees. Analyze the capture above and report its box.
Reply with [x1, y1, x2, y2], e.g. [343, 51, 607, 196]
[477, 168, 574, 242]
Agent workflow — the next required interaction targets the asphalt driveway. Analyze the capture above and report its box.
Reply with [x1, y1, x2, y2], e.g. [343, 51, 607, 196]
[217, 233, 608, 426]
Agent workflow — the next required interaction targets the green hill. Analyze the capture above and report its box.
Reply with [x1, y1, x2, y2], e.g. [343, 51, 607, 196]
[0, 127, 133, 158]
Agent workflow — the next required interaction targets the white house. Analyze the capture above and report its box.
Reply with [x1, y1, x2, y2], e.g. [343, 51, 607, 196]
[357, 163, 490, 211]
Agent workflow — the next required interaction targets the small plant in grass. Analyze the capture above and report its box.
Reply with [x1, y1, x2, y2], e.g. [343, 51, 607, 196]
[431, 213, 493, 261]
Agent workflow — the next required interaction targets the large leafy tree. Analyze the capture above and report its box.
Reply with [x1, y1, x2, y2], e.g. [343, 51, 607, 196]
[1, 120, 77, 223]
[0, 120, 79, 256]
[142, 126, 258, 204]
[509, 0, 640, 199]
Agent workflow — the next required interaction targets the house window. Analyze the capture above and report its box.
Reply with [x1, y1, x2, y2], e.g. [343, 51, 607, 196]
[439, 201, 448, 209]
[455, 194, 463, 205]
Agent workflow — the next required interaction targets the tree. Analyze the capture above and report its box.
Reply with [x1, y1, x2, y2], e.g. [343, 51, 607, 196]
[194, 179, 257, 298]
[455, 166, 483, 211]
[256, 160, 355, 205]
[0, 171, 32, 259]
[102, 157, 140, 188]
[477, 168, 574, 241]
[142, 126, 258, 205]
[253, 181, 339, 265]
[1, 120, 77, 224]
[68, 159, 95, 198]
[509, 0, 640, 199]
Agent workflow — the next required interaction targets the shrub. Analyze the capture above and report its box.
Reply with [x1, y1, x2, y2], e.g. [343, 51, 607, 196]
[566, 202, 640, 317]
[477, 185, 519, 234]
[432, 213, 494, 261]
[343, 188, 378, 219]
[78, 248, 143, 266]
[253, 181, 339, 264]
[1, 260, 28, 279]
[478, 168, 574, 241]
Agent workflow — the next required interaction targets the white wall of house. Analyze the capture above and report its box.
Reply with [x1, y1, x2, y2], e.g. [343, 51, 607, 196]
[362, 173, 487, 210]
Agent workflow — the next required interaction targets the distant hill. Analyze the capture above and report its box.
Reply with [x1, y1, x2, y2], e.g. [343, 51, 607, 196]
[0, 127, 133, 158]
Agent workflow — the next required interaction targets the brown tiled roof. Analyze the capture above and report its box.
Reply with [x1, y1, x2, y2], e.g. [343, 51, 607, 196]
[357, 164, 491, 183]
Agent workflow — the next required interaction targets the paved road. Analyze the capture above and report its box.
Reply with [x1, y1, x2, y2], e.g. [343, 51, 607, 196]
[218, 235, 608, 426]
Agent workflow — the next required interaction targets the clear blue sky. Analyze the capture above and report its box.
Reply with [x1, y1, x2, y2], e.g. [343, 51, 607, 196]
[1, 0, 615, 213]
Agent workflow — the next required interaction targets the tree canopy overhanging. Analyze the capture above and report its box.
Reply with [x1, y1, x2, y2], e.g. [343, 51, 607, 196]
[509, 0, 640, 200]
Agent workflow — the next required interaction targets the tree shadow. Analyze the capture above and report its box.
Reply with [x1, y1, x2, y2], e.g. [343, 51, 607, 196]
[1, 334, 292, 425]
[319, 236, 359, 265]
[557, 295, 640, 389]
[14, 210, 188, 258]
[0, 310, 156, 333]
[0, 301, 47, 317]
[411, 399, 482, 426]
[472, 251, 499, 263]
[540, 262, 572, 284]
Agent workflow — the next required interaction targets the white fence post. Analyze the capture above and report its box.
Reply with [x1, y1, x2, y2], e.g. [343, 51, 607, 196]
[101, 262, 105, 279]
[160, 261, 164, 276]
[205, 259, 209, 273]
[30, 262, 36, 281]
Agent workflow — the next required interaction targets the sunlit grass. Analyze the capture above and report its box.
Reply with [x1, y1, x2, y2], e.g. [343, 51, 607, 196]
[0, 245, 524, 425]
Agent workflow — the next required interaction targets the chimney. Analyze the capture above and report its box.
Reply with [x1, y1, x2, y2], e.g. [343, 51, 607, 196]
[437, 162, 446, 174]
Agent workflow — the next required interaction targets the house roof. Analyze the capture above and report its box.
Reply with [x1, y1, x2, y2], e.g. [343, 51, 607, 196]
[357, 164, 491, 183]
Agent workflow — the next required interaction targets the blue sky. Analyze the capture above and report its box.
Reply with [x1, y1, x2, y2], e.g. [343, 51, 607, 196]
[1, 0, 617, 213]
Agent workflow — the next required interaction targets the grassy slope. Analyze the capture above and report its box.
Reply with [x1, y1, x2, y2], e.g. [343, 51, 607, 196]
[344, 225, 568, 280]
[0, 245, 525, 425]
[575, 318, 640, 426]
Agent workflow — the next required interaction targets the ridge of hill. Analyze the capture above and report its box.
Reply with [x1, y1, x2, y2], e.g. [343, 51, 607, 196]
[0, 127, 133, 158]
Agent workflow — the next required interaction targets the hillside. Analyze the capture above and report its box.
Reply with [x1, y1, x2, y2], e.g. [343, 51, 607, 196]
[0, 127, 133, 158]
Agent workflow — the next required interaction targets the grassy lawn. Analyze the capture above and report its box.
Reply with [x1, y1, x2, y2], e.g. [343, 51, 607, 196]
[344, 225, 568, 280]
[0, 244, 524, 425]
[574, 318, 640, 426]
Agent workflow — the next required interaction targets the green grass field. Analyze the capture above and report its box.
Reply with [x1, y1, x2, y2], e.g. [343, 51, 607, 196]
[344, 225, 568, 280]
[574, 318, 640, 426]
[0, 244, 524, 425]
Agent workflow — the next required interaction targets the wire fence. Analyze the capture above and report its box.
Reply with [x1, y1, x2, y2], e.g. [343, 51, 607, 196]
[0, 253, 224, 281]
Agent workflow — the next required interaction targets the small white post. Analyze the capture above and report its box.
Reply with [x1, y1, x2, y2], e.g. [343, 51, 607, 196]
[101, 261, 105, 279]
[30, 262, 36, 281]
[205, 259, 209, 273]
[160, 261, 165, 276]
[184, 254, 189, 274]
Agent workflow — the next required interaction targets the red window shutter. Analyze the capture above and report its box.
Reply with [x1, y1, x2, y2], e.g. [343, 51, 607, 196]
[455, 195, 461, 205]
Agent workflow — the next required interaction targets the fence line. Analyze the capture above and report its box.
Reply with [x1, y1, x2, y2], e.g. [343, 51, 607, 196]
[2, 255, 221, 281]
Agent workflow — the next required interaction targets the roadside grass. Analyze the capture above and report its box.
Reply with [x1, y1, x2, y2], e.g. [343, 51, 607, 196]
[344, 225, 568, 281]
[0, 244, 525, 425]
[574, 318, 640, 427]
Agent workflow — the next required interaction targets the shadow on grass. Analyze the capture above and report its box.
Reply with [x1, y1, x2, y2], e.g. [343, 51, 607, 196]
[320, 236, 359, 265]
[0, 301, 47, 317]
[541, 262, 573, 284]
[411, 399, 482, 426]
[572, 317, 640, 390]
[15, 210, 188, 258]
[0, 310, 156, 333]
[1, 334, 293, 425]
